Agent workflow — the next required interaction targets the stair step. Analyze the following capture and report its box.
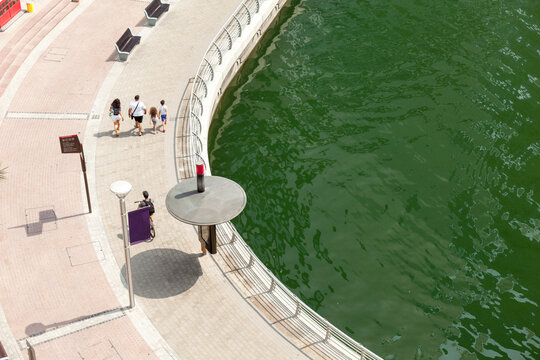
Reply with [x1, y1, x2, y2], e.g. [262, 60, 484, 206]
[0, 0, 76, 96]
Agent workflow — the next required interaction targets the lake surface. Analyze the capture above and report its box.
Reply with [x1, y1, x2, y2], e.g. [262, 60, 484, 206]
[208, 0, 540, 358]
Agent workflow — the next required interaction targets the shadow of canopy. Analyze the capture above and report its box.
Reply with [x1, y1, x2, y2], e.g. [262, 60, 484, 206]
[120, 248, 202, 299]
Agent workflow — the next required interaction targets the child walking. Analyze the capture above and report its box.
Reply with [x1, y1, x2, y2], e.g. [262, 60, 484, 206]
[149, 107, 159, 135]
[159, 99, 168, 132]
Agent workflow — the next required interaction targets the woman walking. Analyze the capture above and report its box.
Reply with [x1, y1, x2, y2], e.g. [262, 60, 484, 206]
[110, 98, 124, 136]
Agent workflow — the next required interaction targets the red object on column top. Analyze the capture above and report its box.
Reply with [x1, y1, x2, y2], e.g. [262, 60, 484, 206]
[196, 163, 204, 175]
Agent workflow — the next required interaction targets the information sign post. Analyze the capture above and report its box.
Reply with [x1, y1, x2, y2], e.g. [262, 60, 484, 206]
[59, 135, 91, 213]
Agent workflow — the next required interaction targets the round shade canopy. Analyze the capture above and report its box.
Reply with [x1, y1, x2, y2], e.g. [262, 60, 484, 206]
[166, 176, 246, 226]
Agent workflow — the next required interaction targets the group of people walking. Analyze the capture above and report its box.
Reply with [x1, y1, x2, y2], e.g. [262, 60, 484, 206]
[109, 95, 168, 136]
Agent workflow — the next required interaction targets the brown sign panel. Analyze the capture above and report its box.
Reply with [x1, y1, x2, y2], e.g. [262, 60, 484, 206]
[59, 135, 82, 153]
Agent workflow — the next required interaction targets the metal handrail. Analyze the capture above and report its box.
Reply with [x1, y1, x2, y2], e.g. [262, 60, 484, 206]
[183, 0, 383, 359]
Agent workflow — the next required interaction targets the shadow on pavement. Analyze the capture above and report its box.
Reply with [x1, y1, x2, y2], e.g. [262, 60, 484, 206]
[135, 17, 147, 27]
[9, 209, 87, 236]
[24, 307, 125, 336]
[106, 50, 119, 62]
[93, 126, 163, 138]
[121, 248, 202, 299]
[93, 127, 139, 138]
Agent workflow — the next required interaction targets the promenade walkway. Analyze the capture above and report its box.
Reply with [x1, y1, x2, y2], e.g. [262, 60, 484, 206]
[0, 0, 309, 359]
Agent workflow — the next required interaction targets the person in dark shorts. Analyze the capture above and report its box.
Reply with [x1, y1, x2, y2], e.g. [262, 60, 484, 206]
[128, 95, 147, 136]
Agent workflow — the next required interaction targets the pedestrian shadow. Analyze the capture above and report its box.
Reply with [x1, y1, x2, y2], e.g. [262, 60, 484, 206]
[93, 128, 139, 138]
[120, 248, 202, 299]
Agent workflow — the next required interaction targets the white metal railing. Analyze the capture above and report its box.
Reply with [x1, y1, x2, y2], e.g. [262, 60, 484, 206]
[187, 0, 263, 171]
[214, 222, 383, 360]
[182, 0, 383, 359]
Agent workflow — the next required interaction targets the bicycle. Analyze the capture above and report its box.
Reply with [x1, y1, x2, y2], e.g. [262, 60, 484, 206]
[135, 196, 155, 242]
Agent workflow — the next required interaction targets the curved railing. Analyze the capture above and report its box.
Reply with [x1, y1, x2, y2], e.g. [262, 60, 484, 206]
[187, 0, 264, 169]
[182, 0, 383, 359]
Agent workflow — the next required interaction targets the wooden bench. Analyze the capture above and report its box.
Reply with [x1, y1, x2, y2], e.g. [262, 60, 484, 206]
[144, 0, 170, 26]
[115, 28, 141, 61]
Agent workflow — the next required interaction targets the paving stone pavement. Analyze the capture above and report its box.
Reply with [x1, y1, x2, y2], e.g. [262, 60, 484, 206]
[92, 0, 309, 358]
[0, 0, 312, 359]
[0, 0, 163, 359]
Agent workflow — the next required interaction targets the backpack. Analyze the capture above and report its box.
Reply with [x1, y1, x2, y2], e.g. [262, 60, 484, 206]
[142, 199, 155, 215]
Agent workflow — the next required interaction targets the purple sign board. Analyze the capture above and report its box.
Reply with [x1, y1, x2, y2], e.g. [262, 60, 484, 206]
[128, 207, 151, 245]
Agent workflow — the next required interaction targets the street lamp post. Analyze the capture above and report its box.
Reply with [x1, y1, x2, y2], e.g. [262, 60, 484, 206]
[110, 180, 135, 309]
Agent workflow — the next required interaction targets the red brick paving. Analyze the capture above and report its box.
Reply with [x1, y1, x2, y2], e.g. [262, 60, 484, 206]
[0, 1, 158, 359]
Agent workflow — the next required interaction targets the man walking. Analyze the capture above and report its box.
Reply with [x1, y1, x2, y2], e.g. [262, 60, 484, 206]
[128, 95, 147, 136]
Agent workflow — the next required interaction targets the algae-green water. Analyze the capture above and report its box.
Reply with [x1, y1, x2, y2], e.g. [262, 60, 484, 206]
[208, 0, 540, 358]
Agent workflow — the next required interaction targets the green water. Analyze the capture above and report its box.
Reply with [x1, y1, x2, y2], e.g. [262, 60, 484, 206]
[208, 0, 540, 358]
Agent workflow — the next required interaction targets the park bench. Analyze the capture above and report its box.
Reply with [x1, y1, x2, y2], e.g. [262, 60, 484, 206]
[115, 28, 141, 61]
[144, 0, 170, 26]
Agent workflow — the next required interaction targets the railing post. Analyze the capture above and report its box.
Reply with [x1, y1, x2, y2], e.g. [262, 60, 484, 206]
[190, 112, 202, 133]
[193, 94, 204, 116]
[196, 75, 208, 97]
[203, 58, 214, 81]
[230, 233, 237, 244]
[224, 28, 233, 49]
[194, 134, 203, 154]
[324, 322, 331, 341]
[233, 15, 242, 37]
[269, 277, 276, 292]
[211, 42, 223, 64]
[241, 3, 251, 24]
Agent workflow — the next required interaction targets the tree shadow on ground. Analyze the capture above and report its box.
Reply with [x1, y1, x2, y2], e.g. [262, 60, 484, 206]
[120, 248, 202, 299]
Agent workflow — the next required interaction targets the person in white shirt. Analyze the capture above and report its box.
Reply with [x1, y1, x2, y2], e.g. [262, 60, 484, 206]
[128, 95, 147, 136]
[158, 99, 168, 133]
